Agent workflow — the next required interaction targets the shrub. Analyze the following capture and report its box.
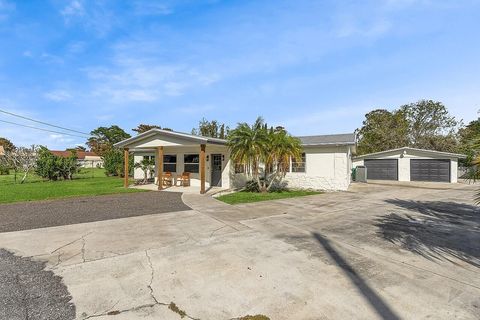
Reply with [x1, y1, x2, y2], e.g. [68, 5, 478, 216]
[0, 164, 9, 175]
[244, 179, 260, 192]
[103, 149, 123, 176]
[103, 149, 133, 177]
[35, 147, 79, 181]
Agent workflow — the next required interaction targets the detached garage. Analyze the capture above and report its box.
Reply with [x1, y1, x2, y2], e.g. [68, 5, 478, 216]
[353, 147, 466, 183]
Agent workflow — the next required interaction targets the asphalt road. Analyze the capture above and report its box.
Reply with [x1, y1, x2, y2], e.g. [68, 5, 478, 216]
[0, 192, 191, 233]
[0, 249, 75, 320]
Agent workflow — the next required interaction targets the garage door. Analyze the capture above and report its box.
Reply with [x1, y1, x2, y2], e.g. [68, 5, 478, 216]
[364, 159, 398, 180]
[410, 159, 450, 182]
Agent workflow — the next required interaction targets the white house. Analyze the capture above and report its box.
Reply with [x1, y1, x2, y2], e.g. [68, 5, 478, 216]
[50, 150, 103, 168]
[113, 129, 356, 194]
[352, 147, 466, 183]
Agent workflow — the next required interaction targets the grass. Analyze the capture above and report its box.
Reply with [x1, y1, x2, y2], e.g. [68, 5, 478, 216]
[217, 189, 322, 205]
[0, 168, 143, 204]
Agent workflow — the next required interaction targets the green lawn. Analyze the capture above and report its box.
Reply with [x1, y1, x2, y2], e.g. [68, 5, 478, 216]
[0, 168, 143, 204]
[217, 190, 322, 205]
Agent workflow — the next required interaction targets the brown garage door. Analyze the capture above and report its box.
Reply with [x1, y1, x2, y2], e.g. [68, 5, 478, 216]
[364, 159, 398, 180]
[410, 159, 450, 182]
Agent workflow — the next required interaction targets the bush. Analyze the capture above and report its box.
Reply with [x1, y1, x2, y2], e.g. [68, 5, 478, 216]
[0, 164, 9, 175]
[103, 149, 133, 177]
[35, 147, 79, 181]
[244, 179, 260, 192]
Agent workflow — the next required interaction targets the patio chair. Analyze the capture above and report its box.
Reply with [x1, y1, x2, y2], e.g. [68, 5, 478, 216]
[177, 172, 191, 187]
[162, 172, 173, 187]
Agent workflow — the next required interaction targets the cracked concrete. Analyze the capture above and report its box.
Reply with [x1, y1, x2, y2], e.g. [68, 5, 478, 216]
[0, 182, 479, 319]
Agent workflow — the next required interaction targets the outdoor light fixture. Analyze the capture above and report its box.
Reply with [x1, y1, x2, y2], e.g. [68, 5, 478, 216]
[222, 155, 225, 161]
[206, 155, 209, 161]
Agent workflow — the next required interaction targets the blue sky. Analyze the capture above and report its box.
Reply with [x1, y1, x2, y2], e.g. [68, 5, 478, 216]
[0, 0, 479, 149]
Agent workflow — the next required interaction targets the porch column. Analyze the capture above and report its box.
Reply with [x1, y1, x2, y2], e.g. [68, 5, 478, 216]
[157, 146, 164, 190]
[123, 148, 129, 188]
[200, 144, 206, 194]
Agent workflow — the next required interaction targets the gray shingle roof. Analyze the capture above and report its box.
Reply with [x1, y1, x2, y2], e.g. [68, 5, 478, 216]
[296, 133, 356, 146]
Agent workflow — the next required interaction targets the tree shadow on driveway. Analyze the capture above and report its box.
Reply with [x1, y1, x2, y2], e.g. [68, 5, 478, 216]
[313, 233, 400, 320]
[375, 199, 480, 267]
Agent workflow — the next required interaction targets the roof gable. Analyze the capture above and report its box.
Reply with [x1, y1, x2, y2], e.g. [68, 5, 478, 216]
[114, 129, 227, 149]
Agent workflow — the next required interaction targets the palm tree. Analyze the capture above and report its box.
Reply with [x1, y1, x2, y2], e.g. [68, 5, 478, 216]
[228, 117, 302, 192]
[134, 158, 155, 184]
[264, 128, 302, 191]
[228, 117, 269, 190]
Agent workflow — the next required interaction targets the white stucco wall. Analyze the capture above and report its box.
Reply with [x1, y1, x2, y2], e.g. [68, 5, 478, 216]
[283, 146, 351, 191]
[231, 145, 353, 191]
[352, 149, 461, 183]
[133, 145, 231, 188]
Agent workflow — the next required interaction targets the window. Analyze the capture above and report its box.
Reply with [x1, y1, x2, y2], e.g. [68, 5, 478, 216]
[292, 153, 306, 172]
[234, 163, 245, 174]
[184, 154, 199, 173]
[143, 155, 155, 161]
[163, 155, 177, 172]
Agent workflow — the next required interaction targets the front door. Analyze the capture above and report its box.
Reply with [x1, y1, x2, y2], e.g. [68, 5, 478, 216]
[211, 154, 222, 187]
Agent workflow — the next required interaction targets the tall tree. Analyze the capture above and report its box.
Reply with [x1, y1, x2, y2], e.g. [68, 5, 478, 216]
[356, 109, 409, 155]
[0, 137, 15, 152]
[356, 100, 460, 155]
[192, 118, 229, 139]
[401, 100, 459, 152]
[458, 116, 480, 163]
[87, 125, 131, 156]
[132, 124, 161, 134]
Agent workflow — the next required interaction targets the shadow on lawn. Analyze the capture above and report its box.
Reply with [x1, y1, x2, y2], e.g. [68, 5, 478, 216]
[375, 199, 480, 267]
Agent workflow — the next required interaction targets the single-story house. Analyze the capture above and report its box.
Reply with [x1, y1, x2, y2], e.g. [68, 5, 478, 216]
[113, 129, 356, 194]
[352, 147, 466, 183]
[50, 150, 103, 168]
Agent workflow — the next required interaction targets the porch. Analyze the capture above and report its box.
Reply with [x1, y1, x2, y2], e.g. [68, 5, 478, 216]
[114, 129, 231, 194]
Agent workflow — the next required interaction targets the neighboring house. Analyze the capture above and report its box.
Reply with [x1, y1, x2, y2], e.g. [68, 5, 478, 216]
[113, 129, 356, 193]
[352, 147, 466, 183]
[0, 145, 4, 156]
[50, 150, 103, 168]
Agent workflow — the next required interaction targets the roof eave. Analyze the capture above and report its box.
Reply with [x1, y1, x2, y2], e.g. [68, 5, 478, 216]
[354, 147, 467, 159]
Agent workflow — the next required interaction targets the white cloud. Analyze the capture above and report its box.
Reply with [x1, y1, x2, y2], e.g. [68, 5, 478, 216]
[66, 41, 86, 54]
[0, 0, 14, 21]
[84, 46, 220, 103]
[132, 2, 173, 15]
[61, 0, 85, 17]
[44, 90, 72, 101]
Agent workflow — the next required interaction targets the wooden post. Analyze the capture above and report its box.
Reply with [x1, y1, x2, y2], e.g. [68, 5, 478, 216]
[157, 146, 164, 190]
[123, 148, 129, 188]
[200, 144, 206, 194]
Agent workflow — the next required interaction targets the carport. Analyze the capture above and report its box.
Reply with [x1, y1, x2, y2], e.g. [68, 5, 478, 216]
[353, 147, 466, 183]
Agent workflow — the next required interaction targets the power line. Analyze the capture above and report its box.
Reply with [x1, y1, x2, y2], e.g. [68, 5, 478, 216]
[0, 119, 90, 139]
[0, 108, 91, 135]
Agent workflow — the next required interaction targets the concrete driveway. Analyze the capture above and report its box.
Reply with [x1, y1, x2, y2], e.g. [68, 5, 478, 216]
[0, 183, 478, 319]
